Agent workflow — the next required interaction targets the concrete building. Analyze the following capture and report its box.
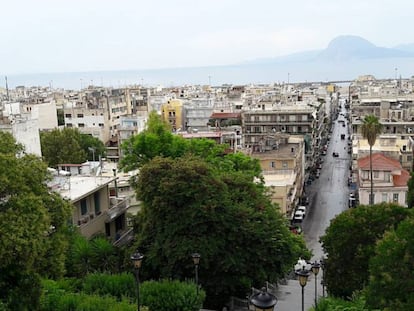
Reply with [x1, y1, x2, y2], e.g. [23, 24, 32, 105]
[357, 153, 409, 206]
[250, 136, 306, 216]
[50, 172, 131, 243]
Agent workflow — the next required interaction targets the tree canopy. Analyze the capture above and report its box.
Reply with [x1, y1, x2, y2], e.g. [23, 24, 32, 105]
[120, 111, 262, 179]
[365, 217, 414, 310]
[0, 132, 73, 309]
[132, 155, 309, 309]
[320, 202, 412, 299]
[40, 127, 105, 167]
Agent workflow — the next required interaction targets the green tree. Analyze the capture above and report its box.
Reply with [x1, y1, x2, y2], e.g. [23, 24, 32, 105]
[406, 172, 414, 208]
[0, 131, 24, 154]
[79, 133, 106, 161]
[40, 127, 87, 166]
[133, 155, 309, 309]
[365, 217, 414, 310]
[120, 111, 262, 180]
[320, 203, 411, 299]
[0, 132, 72, 310]
[361, 115, 383, 205]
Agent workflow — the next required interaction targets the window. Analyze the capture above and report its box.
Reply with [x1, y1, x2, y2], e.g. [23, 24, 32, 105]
[373, 171, 379, 178]
[78, 123, 85, 127]
[80, 199, 88, 215]
[65, 113, 72, 118]
[382, 193, 388, 202]
[66, 123, 73, 127]
[98, 123, 104, 127]
[94, 193, 101, 214]
[77, 113, 84, 118]
[393, 193, 399, 203]
[384, 172, 391, 181]
[282, 161, 288, 168]
[270, 161, 275, 168]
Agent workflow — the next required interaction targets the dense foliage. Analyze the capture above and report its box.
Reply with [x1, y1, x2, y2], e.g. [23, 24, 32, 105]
[0, 132, 72, 310]
[40, 127, 105, 167]
[120, 111, 261, 179]
[320, 203, 412, 299]
[365, 218, 414, 310]
[133, 155, 309, 309]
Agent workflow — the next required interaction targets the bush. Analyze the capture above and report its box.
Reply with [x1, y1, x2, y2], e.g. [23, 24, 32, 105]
[82, 272, 135, 300]
[40, 279, 137, 311]
[141, 279, 205, 311]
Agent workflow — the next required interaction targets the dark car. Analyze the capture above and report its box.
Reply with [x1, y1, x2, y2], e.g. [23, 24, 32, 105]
[332, 152, 339, 157]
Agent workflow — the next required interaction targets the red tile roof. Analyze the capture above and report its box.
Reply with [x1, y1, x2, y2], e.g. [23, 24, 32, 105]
[393, 170, 410, 187]
[358, 153, 402, 171]
[210, 112, 241, 119]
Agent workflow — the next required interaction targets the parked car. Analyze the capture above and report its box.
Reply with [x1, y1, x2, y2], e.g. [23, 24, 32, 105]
[293, 211, 304, 223]
[332, 152, 339, 157]
[297, 205, 307, 216]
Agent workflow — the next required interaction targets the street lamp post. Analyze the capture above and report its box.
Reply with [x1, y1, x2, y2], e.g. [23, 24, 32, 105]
[250, 288, 278, 311]
[296, 266, 311, 311]
[131, 251, 144, 311]
[191, 253, 200, 295]
[320, 258, 326, 298]
[311, 261, 321, 308]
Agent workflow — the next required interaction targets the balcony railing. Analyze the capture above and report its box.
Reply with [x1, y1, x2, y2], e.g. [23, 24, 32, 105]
[107, 197, 130, 222]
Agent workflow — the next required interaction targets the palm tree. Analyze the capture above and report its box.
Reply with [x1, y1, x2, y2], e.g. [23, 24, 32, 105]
[361, 115, 383, 205]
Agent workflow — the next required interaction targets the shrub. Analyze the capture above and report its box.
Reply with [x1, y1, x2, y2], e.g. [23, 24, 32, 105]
[40, 279, 136, 311]
[82, 272, 135, 300]
[141, 279, 205, 311]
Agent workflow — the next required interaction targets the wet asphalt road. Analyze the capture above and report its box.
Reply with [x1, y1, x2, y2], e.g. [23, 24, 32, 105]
[273, 109, 352, 311]
[302, 111, 352, 260]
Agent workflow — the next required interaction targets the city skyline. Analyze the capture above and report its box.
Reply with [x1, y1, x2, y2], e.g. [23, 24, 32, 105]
[1, 0, 414, 76]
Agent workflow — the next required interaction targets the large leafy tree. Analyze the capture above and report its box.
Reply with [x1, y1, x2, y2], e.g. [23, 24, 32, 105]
[40, 127, 87, 166]
[365, 217, 414, 310]
[320, 203, 412, 299]
[79, 133, 106, 161]
[120, 111, 261, 179]
[361, 115, 383, 205]
[132, 155, 309, 309]
[0, 132, 72, 309]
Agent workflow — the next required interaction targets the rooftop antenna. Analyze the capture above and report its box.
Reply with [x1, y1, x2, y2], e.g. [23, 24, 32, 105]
[5, 76, 9, 100]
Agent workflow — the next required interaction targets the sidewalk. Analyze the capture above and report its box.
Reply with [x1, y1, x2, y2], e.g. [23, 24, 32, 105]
[275, 273, 324, 311]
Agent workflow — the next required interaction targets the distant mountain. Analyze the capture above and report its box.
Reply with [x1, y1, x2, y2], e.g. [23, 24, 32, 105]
[316, 35, 414, 61]
[242, 35, 414, 65]
[393, 42, 414, 53]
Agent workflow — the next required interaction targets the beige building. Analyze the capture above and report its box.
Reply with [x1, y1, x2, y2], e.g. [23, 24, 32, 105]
[50, 173, 131, 243]
[250, 136, 306, 216]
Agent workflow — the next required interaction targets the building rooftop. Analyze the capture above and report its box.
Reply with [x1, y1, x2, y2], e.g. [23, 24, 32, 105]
[50, 175, 115, 202]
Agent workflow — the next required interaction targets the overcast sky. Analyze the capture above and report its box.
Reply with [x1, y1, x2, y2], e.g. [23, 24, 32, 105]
[1, 0, 413, 75]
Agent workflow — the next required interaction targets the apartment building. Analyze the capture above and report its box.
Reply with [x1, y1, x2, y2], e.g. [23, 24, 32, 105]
[161, 99, 184, 131]
[357, 153, 409, 206]
[250, 136, 306, 216]
[50, 172, 131, 243]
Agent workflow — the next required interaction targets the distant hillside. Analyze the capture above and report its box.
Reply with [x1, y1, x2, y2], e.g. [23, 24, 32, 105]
[242, 35, 414, 65]
[316, 35, 414, 61]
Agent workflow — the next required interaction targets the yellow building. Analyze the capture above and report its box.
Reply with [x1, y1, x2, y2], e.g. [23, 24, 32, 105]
[161, 99, 183, 131]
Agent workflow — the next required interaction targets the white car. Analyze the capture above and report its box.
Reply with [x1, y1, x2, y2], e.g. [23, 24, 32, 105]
[293, 210, 305, 222]
[297, 206, 307, 216]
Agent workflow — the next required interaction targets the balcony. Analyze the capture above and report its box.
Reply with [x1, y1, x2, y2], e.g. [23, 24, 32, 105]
[106, 196, 130, 222]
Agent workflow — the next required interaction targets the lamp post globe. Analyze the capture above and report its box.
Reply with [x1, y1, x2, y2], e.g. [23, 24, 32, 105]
[191, 253, 200, 294]
[296, 266, 310, 311]
[311, 261, 321, 307]
[250, 288, 278, 311]
[131, 251, 144, 311]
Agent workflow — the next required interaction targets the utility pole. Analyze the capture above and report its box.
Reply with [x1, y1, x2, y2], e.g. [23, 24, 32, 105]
[5, 76, 9, 101]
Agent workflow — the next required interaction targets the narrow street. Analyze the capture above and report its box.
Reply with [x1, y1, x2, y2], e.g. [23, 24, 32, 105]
[274, 103, 352, 310]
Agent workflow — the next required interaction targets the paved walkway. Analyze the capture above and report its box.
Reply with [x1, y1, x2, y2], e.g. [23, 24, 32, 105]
[274, 273, 324, 311]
